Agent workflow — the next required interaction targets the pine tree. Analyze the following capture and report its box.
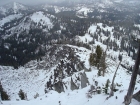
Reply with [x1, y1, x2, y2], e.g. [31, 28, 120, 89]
[99, 52, 107, 76]
[1, 90, 9, 101]
[18, 89, 25, 100]
[89, 53, 96, 66]
[96, 45, 102, 67]
[0, 82, 10, 101]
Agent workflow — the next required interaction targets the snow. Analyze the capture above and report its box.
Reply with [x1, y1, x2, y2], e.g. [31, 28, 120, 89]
[0, 7, 6, 15]
[103, 0, 113, 5]
[30, 11, 53, 27]
[67, 45, 92, 69]
[134, 24, 140, 39]
[0, 16, 140, 105]
[75, 22, 134, 70]
[0, 42, 140, 105]
[88, 25, 97, 34]
[43, 6, 73, 13]
[98, 4, 103, 8]
[99, 9, 106, 12]
[1, 57, 140, 105]
[0, 2, 28, 14]
[97, 23, 114, 32]
[13, 2, 27, 13]
[114, 0, 123, 3]
[75, 34, 93, 44]
[3, 11, 54, 36]
[54, 6, 61, 13]
[0, 14, 23, 27]
[95, 40, 107, 51]
[77, 7, 93, 16]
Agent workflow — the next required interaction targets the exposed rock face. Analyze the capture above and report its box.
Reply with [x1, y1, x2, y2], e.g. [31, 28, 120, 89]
[133, 91, 140, 102]
[54, 81, 64, 93]
[81, 72, 89, 88]
[71, 77, 78, 91]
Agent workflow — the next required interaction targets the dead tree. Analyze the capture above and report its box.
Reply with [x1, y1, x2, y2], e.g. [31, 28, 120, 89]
[110, 61, 121, 97]
[0, 81, 3, 104]
[124, 44, 140, 105]
[109, 53, 122, 97]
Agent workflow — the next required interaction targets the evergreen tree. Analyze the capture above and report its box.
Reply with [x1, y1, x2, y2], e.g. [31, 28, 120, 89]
[96, 45, 102, 66]
[18, 89, 25, 100]
[0, 82, 10, 101]
[89, 53, 96, 66]
[99, 52, 107, 76]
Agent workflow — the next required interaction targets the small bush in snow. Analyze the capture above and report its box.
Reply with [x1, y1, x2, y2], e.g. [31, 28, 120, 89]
[18, 89, 26, 100]
[86, 92, 92, 98]
[1, 90, 10, 100]
[34, 93, 39, 99]
[0, 82, 10, 100]
[59, 101, 61, 105]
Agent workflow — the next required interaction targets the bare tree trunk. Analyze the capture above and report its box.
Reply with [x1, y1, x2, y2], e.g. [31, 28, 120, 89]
[110, 61, 121, 97]
[124, 44, 140, 105]
[0, 92, 2, 104]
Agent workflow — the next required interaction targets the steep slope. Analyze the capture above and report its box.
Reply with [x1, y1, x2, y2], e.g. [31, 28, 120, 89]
[0, 44, 140, 105]
[0, 11, 55, 68]
[0, 14, 23, 30]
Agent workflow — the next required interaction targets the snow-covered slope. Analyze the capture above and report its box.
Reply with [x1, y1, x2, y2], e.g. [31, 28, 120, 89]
[1, 11, 54, 38]
[0, 44, 140, 105]
[30, 11, 53, 27]
[1, 2, 27, 13]
[0, 1, 140, 105]
[0, 2, 30, 16]
[0, 14, 23, 28]
[76, 7, 93, 17]
[75, 23, 136, 69]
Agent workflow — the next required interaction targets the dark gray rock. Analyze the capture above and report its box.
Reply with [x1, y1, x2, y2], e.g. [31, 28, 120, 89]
[133, 91, 140, 102]
[81, 72, 89, 88]
[71, 77, 78, 91]
[54, 81, 64, 93]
